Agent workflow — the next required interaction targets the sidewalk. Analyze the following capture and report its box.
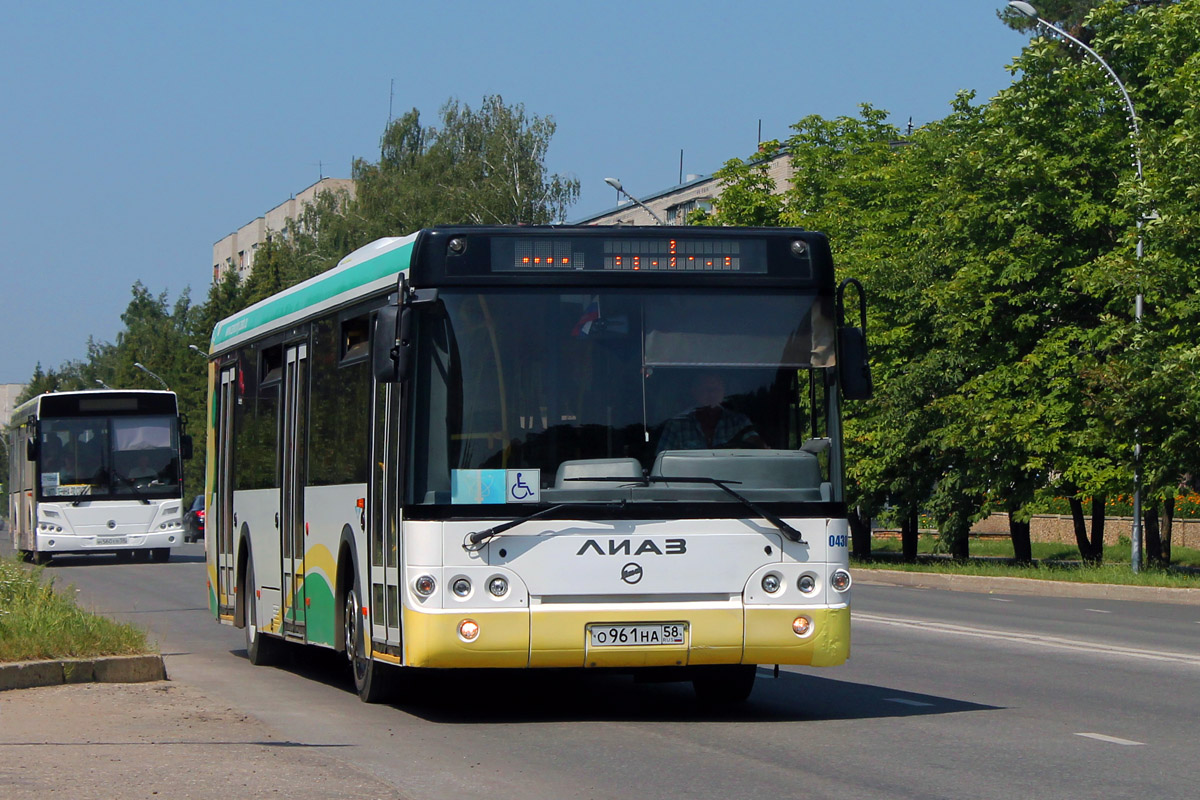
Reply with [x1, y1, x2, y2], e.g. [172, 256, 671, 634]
[0, 679, 408, 799]
[856, 568, 1200, 605]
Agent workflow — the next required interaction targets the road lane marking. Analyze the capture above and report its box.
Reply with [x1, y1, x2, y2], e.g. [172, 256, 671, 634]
[989, 598, 1013, 603]
[1085, 609, 1112, 614]
[856, 612, 1200, 667]
[1075, 733, 1144, 746]
[885, 698, 934, 707]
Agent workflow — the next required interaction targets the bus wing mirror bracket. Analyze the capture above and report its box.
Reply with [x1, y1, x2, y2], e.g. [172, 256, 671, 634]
[836, 278, 873, 401]
[373, 284, 438, 384]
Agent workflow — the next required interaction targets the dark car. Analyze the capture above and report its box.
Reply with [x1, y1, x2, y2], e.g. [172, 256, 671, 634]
[183, 495, 205, 543]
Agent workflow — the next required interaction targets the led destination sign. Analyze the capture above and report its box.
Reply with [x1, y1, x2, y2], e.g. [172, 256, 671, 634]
[492, 236, 769, 274]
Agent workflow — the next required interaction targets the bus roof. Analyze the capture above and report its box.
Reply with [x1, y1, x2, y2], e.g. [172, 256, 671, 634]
[209, 232, 418, 355]
[10, 389, 178, 426]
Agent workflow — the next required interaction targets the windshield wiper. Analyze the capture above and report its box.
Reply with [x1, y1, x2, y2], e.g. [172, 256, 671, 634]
[71, 485, 94, 507]
[463, 501, 626, 551]
[567, 475, 807, 544]
[111, 470, 151, 505]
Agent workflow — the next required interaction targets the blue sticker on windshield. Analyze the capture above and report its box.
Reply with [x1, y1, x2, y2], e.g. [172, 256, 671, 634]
[451, 470, 506, 504]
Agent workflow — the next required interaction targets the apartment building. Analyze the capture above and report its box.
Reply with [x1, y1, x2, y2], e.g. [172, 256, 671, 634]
[212, 177, 355, 283]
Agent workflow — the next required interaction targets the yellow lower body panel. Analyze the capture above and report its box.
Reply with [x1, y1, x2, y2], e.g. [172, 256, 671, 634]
[402, 606, 531, 668]
[401, 603, 851, 670]
[744, 605, 850, 667]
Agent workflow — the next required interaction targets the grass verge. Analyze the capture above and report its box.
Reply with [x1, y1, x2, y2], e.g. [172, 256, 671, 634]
[857, 536, 1200, 589]
[0, 556, 153, 663]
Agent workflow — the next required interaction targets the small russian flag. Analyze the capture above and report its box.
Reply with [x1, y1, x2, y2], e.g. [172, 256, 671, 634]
[572, 296, 601, 337]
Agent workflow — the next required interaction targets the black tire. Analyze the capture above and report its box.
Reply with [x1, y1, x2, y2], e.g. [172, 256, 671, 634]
[32, 550, 50, 566]
[115, 550, 134, 563]
[345, 582, 395, 703]
[151, 547, 170, 563]
[245, 558, 283, 666]
[692, 664, 757, 704]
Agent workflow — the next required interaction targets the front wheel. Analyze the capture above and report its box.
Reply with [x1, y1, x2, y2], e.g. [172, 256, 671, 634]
[345, 585, 396, 703]
[692, 664, 757, 704]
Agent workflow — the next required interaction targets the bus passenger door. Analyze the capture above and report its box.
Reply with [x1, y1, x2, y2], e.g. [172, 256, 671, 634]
[281, 343, 308, 638]
[215, 366, 237, 618]
[369, 380, 403, 650]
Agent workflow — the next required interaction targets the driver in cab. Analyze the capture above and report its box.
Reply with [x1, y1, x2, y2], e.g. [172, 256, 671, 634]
[656, 372, 767, 452]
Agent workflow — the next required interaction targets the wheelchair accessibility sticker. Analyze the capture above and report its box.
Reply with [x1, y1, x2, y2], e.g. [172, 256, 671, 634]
[506, 469, 540, 503]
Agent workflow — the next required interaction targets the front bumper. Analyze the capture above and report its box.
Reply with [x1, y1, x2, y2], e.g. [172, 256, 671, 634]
[400, 603, 850, 669]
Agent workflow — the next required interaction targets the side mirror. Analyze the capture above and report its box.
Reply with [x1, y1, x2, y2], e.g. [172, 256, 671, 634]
[26, 437, 38, 462]
[180, 435, 194, 461]
[372, 302, 413, 383]
[837, 278, 874, 401]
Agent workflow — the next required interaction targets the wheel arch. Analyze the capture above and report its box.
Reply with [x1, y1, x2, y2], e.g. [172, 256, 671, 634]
[335, 524, 359, 654]
[234, 521, 251, 629]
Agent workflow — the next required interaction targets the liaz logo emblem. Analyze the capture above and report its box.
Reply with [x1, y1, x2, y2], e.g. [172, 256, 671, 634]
[575, 538, 687, 556]
[621, 563, 643, 584]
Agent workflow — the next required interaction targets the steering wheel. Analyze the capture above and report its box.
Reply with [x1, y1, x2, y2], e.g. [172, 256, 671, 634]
[721, 425, 759, 449]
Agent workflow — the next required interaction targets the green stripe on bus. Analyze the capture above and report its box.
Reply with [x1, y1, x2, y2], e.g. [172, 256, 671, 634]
[211, 239, 415, 349]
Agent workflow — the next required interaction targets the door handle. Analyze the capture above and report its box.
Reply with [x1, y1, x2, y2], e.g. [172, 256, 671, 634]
[274, 512, 280, 528]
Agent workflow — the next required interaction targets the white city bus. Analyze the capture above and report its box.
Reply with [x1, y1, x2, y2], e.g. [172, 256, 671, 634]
[206, 226, 872, 703]
[7, 390, 192, 563]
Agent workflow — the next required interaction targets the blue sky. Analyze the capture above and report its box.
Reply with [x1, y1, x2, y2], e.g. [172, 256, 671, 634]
[0, 1, 1027, 384]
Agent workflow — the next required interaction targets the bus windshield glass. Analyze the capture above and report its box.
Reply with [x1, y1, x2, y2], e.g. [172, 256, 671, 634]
[408, 288, 838, 507]
[39, 415, 182, 501]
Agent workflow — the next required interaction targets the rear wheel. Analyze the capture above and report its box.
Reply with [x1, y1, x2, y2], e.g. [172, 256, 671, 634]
[692, 664, 757, 704]
[244, 558, 283, 666]
[150, 547, 170, 563]
[31, 550, 50, 566]
[345, 583, 395, 703]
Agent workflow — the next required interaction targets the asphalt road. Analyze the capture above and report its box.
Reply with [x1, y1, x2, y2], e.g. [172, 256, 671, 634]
[22, 542, 1200, 799]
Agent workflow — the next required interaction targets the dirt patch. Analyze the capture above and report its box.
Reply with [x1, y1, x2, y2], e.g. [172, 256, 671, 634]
[0, 681, 409, 799]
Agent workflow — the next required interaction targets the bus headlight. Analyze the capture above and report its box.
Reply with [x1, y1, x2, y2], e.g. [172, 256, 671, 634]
[831, 568, 852, 593]
[414, 575, 436, 597]
[452, 577, 472, 598]
[798, 574, 817, 594]
[793, 616, 813, 637]
[761, 573, 782, 594]
[488, 576, 509, 597]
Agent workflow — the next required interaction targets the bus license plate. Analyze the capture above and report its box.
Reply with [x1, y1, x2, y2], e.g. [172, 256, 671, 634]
[588, 623, 686, 647]
[96, 537, 128, 546]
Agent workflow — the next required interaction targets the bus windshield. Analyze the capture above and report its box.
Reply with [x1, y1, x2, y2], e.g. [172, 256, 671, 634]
[39, 414, 182, 501]
[408, 288, 838, 507]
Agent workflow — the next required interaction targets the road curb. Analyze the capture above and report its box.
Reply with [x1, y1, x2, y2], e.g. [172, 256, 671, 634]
[856, 568, 1200, 605]
[0, 654, 166, 692]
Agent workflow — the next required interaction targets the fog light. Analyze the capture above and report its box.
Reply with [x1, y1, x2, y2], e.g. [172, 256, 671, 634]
[798, 574, 817, 594]
[831, 568, 852, 592]
[792, 616, 813, 637]
[488, 576, 509, 597]
[458, 619, 480, 641]
[452, 577, 472, 597]
[414, 575, 436, 597]
[761, 573, 782, 594]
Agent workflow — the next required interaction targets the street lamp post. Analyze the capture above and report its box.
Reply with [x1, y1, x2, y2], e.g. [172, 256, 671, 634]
[603, 177, 666, 226]
[1007, 1, 1148, 572]
[188, 344, 208, 357]
[95, 379, 114, 390]
[133, 362, 171, 392]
